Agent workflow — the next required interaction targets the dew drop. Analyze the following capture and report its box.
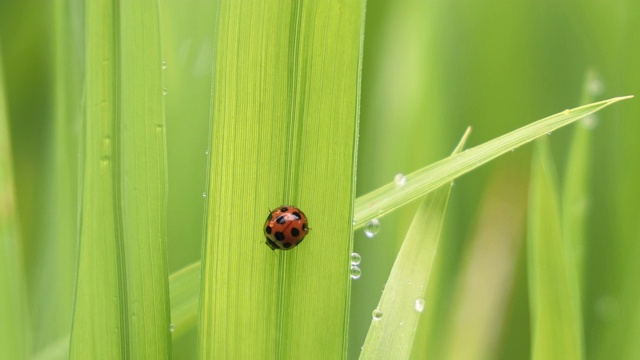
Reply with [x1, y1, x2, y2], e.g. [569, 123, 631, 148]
[394, 173, 406, 186]
[202, 192, 207, 198]
[364, 219, 380, 238]
[414, 298, 425, 313]
[162, 61, 167, 69]
[350, 252, 361, 265]
[372, 308, 383, 320]
[169, 323, 175, 332]
[205, 149, 210, 155]
[163, 88, 168, 96]
[547, 131, 552, 136]
[350, 265, 361, 280]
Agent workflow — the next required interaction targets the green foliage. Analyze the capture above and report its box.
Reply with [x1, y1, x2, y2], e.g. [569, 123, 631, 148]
[528, 139, 583, 359]
[1, 1, 638, 360]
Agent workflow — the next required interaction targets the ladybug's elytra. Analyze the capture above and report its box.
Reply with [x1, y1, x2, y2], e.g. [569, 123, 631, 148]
[264, 206, 310, 250]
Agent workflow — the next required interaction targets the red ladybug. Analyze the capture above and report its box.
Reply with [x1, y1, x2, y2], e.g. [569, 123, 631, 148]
[264, 206, 310, 250]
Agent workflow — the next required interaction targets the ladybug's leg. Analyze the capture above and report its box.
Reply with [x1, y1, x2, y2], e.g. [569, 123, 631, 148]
[265, 237, 278, 251]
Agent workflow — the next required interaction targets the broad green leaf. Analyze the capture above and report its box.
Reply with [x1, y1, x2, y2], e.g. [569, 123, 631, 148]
[71, 1, 171, 358]
[359, 128, 469, 360]
[0, 47, 32, 360]
[198, 1, 364, 359]
[354, 96, 633, 230]
[528, 139, 583, 360]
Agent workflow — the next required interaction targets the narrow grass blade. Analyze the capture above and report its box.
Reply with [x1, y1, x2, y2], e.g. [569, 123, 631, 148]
[70, 1, 124, 357]
[0, 48, 32, 360]
[436, 168, 528, 360]
[359, 128, 469, 360]
[29, 0, 82, 354]
[119, 1, 171, 357]
[199, 1, 364, 359]
[528, 139, 583, 359]
[71, 0, 171, 358]
[562, 69, 600, 293]
[354, 96, 633, 229]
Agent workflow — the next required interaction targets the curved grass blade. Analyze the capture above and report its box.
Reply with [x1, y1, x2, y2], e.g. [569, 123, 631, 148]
[354, 96, 633, 229]
[528, 139, 583, 359]
[359, 128, 469, 360]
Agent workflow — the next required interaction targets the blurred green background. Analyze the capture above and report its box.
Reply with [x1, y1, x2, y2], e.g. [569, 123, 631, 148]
[1, 0, 638, 359]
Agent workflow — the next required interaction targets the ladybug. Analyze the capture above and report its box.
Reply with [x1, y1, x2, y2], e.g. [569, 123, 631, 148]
[264, 206, 310, 250]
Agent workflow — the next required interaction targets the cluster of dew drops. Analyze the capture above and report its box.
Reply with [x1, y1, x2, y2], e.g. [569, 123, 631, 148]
[351, 173, 408, 280]
[370, 298, 426, 323]
[355, 173, 428, 320]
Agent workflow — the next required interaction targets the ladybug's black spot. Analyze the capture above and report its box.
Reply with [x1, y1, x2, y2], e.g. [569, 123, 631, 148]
[281, 207, 288, 212]
[291, 228, 300, 237]
[274, 232, 285, 241]
[283, 242, 292, 248]
[265, 226, 272, 234]
[292, 211, 301, 220]
[276, 215, 286, 225]
[302, 223, 307, 231]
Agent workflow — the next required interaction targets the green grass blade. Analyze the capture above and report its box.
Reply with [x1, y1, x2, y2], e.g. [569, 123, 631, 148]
[29, 0, 82, 354]
[354, 96, 633, 229]
[528, 139, 583, 360]
[70, 0, 123, 357]
[562, 69, 600, 294]
[359, 128, 469, 360]
[119, 1, 171, 358]
[0, 48, 32, 360]
[71, 1, 170, 358]
[198, 1, 364, 358]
